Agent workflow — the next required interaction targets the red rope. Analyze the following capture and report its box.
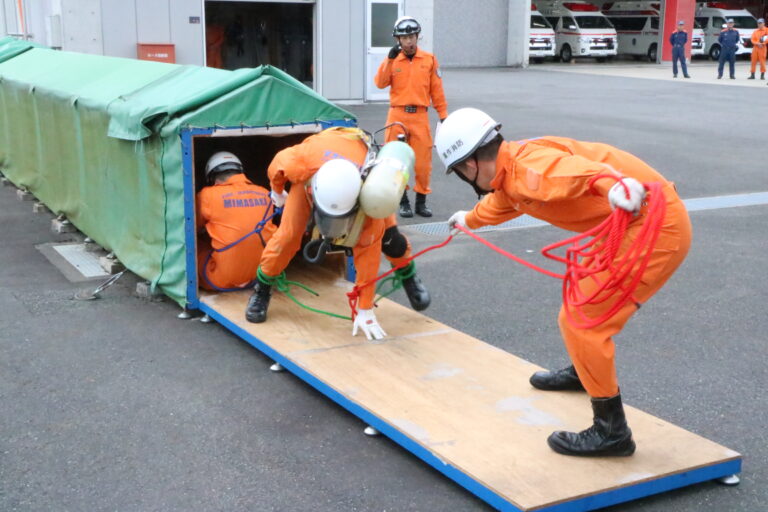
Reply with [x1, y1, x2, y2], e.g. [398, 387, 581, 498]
[457, 175, 667, 329]
[346, 234, 454, 320]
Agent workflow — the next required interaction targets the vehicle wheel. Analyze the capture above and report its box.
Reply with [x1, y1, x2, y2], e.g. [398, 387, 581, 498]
[596, 57, 606, 63]
[648, 43, 658, 62]
[560, 45, 572, 63]
[709, 44, 721, 61]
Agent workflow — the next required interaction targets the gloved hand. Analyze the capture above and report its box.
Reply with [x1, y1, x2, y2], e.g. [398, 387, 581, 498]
[388, 44, 401, 59]
[352, 308, 387, 340]
[448, 210, 469, 235]
[608, 178, 646, 214]
[270, 189, 288, 209]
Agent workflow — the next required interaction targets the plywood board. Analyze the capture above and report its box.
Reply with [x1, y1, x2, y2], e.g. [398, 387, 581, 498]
[199, 263, 741, 512]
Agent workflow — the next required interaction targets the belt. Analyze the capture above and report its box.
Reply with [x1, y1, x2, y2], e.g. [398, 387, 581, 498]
[392, 105, 427, 113]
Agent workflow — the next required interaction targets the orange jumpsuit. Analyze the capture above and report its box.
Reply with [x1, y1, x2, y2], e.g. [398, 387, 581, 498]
[465, 138, 692, 398]
[196, 174, 276, 290]
[374, 48, 448, 195]
[260, 128, 412, 309]
[206, 24, 225, 69]
[751, 27, 768, 74]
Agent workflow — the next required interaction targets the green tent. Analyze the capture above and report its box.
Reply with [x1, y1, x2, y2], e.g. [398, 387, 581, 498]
[0, 48, 356, 306]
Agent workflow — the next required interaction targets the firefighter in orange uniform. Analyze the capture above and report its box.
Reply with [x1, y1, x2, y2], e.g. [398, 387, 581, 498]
[197, 152, 276, 290]
[436, 108, 692, 457]
[375, 16, 448, 218]
[206, 22, 226, 69]
[244, 127, 430, 339]
[749, 18, 767, 80]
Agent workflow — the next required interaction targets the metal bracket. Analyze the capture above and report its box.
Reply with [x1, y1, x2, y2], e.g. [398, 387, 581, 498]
[73, 270, 126, 301]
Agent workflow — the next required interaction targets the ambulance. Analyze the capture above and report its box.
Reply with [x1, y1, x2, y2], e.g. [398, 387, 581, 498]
[695, 2, 758, 60]
[603, 2, 661, 61]
[692, 19, 707, 56]
[538, 2, 618, 62]
[530, 4, 557, 62]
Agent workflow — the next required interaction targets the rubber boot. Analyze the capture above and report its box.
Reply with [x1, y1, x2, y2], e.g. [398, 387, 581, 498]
[547, 394, 636, 457]
[530, 365, 585, 391]
[748, 72, 755, 79]
[397, 262, 431, 311]
[245, 281, 272, 323]
[761, 72, 765, 80]
[399, 191, 413, 218]
[414, 193, 433, 218]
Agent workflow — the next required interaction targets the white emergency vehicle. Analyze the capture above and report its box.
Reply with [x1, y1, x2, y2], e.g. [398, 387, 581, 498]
[692, 19, 707, 56]
[695, 2, 758, 60]
[538, 2, 618, 62]
[603, 2, 661, 61]
[530, 4, 557, 62]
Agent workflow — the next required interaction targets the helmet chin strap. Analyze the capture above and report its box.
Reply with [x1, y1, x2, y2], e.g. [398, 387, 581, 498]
[455, 157, 490, 199]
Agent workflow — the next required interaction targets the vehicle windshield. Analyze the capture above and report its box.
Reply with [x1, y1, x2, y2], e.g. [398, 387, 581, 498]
[575, 15, 614, 29]
[531, 15, 553, 29]
[731, 16, 758, 29]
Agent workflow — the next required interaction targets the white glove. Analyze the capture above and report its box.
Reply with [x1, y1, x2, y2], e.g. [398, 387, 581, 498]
[352, 308, 387, 340]
[448, 210, 469, 235]
[270, 189, 288, 208]
[608, 178, 646, 214]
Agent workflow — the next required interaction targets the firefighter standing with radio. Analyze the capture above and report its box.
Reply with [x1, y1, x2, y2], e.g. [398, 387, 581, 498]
[749, 18, 767, 80]
[244, 127, 431, 339]
[375, 16, 448, 218]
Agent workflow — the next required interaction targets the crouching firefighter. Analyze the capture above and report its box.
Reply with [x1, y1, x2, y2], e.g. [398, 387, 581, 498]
[197, 151, 277, 290]
[435, 108, 692, 457]
[244, 127, 430, 340]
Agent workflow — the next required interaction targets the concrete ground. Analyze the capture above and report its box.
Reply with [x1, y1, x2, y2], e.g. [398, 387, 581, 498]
[1, 64, 766, 511]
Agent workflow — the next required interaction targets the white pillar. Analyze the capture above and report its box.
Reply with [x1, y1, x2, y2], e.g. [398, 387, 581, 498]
[506, 0, 529, 67]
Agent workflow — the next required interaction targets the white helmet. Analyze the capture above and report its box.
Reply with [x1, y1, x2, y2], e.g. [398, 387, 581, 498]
[393, 16, 421, 36]
[435, 108, 502, 174]
[205, 151, 243, 179]
[311, 159, 363, 238]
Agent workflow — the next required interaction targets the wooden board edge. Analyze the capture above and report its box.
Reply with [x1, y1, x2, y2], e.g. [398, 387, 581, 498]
[197, 301, 524, 512]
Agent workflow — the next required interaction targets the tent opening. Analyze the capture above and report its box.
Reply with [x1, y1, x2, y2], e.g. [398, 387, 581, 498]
[205, 1, 314, 87]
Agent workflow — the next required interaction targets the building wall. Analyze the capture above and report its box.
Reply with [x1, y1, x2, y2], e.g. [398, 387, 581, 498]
[433, 0, 508, 66]
[320, 0, 365, 101]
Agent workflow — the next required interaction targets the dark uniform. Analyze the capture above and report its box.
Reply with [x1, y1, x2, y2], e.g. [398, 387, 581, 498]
[718, 28, 741, 79]
[669, 30, 689, 78]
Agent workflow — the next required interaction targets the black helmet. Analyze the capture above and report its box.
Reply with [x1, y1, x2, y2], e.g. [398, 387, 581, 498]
[393, 16, 421, 37]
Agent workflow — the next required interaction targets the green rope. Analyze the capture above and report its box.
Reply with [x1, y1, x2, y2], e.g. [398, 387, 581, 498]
[257, 267, 351, 321]
[374, 261, 416, 304]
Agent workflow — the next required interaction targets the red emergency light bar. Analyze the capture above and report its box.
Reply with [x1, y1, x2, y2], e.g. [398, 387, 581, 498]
[707, 2, 738, 8]
[563, 2, 600, 11]
[532, 2, 538, 9]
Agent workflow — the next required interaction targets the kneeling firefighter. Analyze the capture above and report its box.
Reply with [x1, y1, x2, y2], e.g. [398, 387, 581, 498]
[245, 127, 430, 339]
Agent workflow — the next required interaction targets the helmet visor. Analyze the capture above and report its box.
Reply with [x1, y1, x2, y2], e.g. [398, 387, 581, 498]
[209, 162, 243, 176]
[394, 19, 420, 35]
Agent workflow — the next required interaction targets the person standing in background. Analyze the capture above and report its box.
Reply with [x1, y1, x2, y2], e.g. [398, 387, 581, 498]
[670, 20, 691, 79]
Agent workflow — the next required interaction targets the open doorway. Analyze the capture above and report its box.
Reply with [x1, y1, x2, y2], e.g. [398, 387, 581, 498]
[205, 1, 314, 87]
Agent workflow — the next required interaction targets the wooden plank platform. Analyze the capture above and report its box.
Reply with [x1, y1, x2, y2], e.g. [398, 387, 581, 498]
[198, 263, 741, 512]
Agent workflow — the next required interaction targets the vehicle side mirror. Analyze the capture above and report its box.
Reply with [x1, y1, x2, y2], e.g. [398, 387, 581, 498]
[569, 25, 577, 30]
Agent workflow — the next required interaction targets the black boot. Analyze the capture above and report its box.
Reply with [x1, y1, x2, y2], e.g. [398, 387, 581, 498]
[245, 281, 272, 323]
[530, 365, 585, 391]
[399, 191, 413, 218]
[547, 394, 636, 457]
[414, 193, 433, 217]
[762, 72, 765, 80]
[397, 262, 431, 311]
[748, 72, 755, 79]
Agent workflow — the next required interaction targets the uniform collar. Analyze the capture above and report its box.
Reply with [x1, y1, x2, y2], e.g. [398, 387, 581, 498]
[489, 141, 519, 191]
[396, 47, 424, 61]
[216, 173, 252, 186]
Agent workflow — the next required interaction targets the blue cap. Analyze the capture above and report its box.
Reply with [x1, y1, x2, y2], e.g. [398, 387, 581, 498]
[678, 20, 685, 25]
[759, 18, 765, 23]
[726, 18, 734, 23]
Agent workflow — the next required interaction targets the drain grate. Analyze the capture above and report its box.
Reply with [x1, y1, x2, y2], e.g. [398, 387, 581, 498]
[406, 192, 768, 236]
[52, 244, 108, 278]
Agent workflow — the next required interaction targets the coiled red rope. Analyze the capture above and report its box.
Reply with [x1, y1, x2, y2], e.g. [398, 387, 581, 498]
[346, 175, 667, 329]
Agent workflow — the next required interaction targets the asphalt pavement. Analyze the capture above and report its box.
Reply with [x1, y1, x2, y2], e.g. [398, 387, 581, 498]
[1, 65, 766, 511]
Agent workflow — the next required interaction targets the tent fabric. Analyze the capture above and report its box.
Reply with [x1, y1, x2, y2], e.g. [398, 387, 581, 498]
[0, 48, 355, 305]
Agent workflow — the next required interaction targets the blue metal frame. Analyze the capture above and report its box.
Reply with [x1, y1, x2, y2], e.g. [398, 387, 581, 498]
[181, 119, 356, 308]
[182, 119, 741, 512]
[198, 300, 741, 512]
